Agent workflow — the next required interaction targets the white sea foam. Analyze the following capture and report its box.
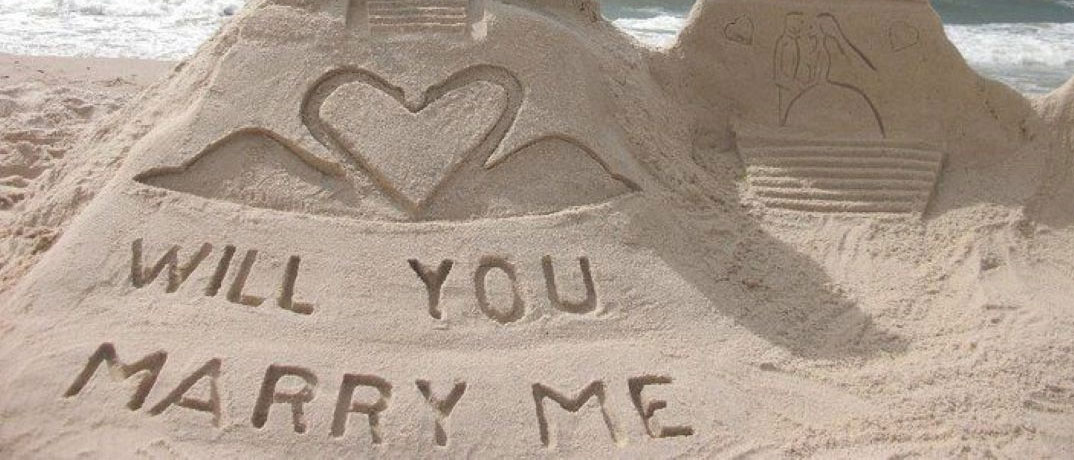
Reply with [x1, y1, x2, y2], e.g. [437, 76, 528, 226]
[947, 22, 1074, 93]
[0, 0, 242, 60]
[611, 14, 685, 49]
[946, 22, 1074, 68]
[0, 0, 242, 18]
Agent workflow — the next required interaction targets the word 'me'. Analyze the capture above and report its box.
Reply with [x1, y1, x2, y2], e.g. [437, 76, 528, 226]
[64, 343, 693, 448]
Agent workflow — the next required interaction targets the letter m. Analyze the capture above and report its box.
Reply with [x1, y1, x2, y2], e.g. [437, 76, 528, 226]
[63, 343, 168, 411]
[131, 238, 211, 293]
[532, 381, 619, 447]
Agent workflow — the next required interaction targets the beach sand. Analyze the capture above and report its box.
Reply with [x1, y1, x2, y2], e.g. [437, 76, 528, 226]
[0, 54, 172, 293]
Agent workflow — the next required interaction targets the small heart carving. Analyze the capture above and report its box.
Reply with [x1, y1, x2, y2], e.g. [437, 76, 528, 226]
[889, 20, 920, 52]
[724, 16, 754, 46]
[304, 67, 520, 211]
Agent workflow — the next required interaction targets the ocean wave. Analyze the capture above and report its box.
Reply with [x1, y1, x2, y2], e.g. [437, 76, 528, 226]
[946, 21, 1074, 93]
[611, 14, 685, 48]
[946, 22, 1074, 68]
[0, 0, 242, 18]
[0, 0, 242, 60]
[615, 14, 1074, 71]
[0, 0, 1071, 94]
[932, 0, 1074, 24]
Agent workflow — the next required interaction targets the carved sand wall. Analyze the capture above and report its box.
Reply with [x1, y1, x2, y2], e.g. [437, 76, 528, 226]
[0, 0, 1072, 457]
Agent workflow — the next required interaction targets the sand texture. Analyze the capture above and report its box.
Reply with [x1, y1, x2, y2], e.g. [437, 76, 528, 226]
[1, 0, 1073, 457]
[1039, 76, 1074, 150]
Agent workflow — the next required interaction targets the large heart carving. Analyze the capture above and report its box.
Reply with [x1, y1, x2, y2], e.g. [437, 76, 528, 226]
[304, 67, 521, 211]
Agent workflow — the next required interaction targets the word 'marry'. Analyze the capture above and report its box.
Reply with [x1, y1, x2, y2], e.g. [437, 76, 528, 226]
[130, 239, 314, 315]
[64, 343, 694, 448]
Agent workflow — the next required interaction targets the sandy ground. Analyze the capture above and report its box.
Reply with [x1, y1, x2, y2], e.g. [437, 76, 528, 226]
[0, 54, 172, 294]
[0, 53, 171, 212]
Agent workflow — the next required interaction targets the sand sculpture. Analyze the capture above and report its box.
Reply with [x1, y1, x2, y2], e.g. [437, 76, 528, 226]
[1, 0, 1072, 457]
[1039, 76, 1074, 149]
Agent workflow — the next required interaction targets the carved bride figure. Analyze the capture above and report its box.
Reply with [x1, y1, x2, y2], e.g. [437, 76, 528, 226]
[774, 12, 886, 138]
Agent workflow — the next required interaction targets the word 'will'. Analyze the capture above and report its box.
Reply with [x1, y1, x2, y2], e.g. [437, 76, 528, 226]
[64, 343, 694, 448]
[130, 239, 314, 315]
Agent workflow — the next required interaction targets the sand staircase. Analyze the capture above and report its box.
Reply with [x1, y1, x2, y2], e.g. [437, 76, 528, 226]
[366, 0, 472, 35]
[738, 137, 945, 216]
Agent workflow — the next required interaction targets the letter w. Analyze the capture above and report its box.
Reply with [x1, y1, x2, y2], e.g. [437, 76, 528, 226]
[131, 238, 211, 293]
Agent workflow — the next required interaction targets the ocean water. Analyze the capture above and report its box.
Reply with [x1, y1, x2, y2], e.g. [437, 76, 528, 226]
[0, 0, 1071, 95]
[0, 0, 242, 59]
[607, 0, 1074, 95]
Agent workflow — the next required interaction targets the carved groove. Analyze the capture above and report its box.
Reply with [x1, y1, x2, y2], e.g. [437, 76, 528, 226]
[278, 256, 314, 315]
[227, 250, 266, 307]
[745, 145, 943, 163]
[774, 12, 885, 137]
[409, 259, 455, 320]
[753, 198, 917, 214]
[474, 256, 525, 324]
[627, 376, 694, 439]
[541, 256, 598, 314]
[251, 365, 318, 433]
[751, 186, 930, 203]
[532, 381, 618, 448]
[750, 177, 935, 191]
[63, 343, 168, 411]
[748, 166, 937, 182]
[131, 239, 212, 293]
[147, 358, 223, 427]
[1024, 385, 1074, 414]
[367, 0, 470, 35]
[205, 245, 236, 297]
[302, 65, 523, 213]
[416, 380, 467, 447]
[740, 142, 944, 215]
[331, 374, 392, 444]
[138, 65, 638, 221]
[748, 155, 941, 172]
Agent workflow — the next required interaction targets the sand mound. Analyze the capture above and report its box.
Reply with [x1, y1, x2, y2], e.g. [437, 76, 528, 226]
[1038, 76, 1074, 149]
[0, 55, 172, 295]
[1027, 76, 1074, 228]
[1, 0, 1072, 457]
[666, 0, 1052, 219]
